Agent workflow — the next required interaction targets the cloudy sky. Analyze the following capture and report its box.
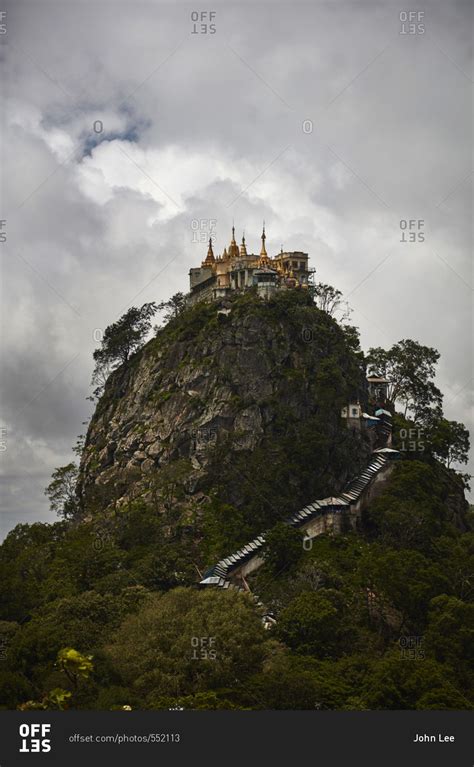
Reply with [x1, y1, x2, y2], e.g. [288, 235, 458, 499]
[1, 0, 472, 538]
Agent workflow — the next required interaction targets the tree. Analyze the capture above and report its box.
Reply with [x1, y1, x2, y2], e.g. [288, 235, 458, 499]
[425, 417, 470, 468]
[425, 595, 474, 695]
[202, 500, 252, 563]
[18, 648, 94, 711]
[312, 283, 350, 321]
[276, 590, 349, 659]
[90, 362, 112, 400]
[157, 292, 186, 324]
[366, 339, 443, 420]
[360, 649, 469, 710]
[45, 463, 79, 520]
[147, 459, 191, 518]
[57, 648, 93, 689]
[0, 671, 33, 710]
[365, 461, 451, 552]
[263, 523, 303, 574]
[341, 324, 362, 354]
[105, 588, 272, 706]
[0, 522, 69, 621]
[91, 303, 157, 395]
[358, 547, 447, 634]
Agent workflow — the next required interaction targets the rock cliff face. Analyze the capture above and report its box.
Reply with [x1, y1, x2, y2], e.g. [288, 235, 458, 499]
[78, 291, 371, 528]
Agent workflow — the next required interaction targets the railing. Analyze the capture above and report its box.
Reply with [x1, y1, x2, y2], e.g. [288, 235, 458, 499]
[200, 447, 400, 591]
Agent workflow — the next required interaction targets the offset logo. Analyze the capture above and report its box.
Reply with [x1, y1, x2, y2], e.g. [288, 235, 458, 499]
[19, 724, 52, 753]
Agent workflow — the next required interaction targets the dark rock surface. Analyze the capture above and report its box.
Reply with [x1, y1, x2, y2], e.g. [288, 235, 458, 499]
[78, 291, 371, 522]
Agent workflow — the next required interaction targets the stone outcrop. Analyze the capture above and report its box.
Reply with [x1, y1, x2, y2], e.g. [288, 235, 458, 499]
[78, 292, 370, 519]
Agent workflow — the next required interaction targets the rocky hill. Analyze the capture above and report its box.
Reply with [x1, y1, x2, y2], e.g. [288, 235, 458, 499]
[1, 290, 472, 713]
[78, 290, 371, 542]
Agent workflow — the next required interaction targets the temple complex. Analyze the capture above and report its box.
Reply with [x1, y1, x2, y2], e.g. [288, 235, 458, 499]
[188, 224, 312, 304]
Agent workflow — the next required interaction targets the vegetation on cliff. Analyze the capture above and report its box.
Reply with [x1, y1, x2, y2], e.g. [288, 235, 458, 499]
[0, 289, 471, 710]
[78, 290, 371, 553]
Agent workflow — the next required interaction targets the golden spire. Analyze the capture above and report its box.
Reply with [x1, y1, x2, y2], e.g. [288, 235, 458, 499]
[240, 232, 247, 256]
[201, 237, 215, 267]
[260, 222, 267, 257]
[222, 246, 228, 260]
[258, 221, 272, 267]
[207, 237, 214, 260]
[228, 224, 239, 259]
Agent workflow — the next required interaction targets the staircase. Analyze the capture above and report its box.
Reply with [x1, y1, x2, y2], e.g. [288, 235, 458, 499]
[200, 447, 400, 592]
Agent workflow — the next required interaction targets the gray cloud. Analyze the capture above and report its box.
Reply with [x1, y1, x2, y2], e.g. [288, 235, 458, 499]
[1, 0, 472, 538]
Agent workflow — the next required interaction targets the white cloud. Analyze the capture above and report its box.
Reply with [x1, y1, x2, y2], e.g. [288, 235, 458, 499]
[1, 0, 472, 537]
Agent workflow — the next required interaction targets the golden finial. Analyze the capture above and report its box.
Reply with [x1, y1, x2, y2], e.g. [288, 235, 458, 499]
[240, 232, 247, 256]
[260, 222, 267, 257]
[229, 224, 239, 258]
[202, 237, 215, 266]
[258, 221, 271, 268]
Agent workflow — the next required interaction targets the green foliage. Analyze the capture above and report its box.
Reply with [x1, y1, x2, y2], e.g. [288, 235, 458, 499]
[201, 500, 253, 562]
[57, 648, 93, 687]
[312, 282, 350, 321]
[425, 595, 474, 677]
[358, 547, 448, 634]
[44, 463, 79, 519]
[365, 461, 453, 552]
[105, 588, 273, 706]
[18, 688, 73, 711]
[7, 588, 149, 687]
[425, 416, 470, 468]
[1, 292, 471, 710]
[366, 339, 443, 420]
[0, 672, 33, 709]
[157, 292, 186, 324]
[151, 691, 242, 710]
[151, 298, 216, 346]
[91, 302, 157, 396]
[359, 649, 469, 710]
[263, 523, 303, 574]
[18, 648, 95, 711]
[276, 589, 350, 659]
[0, 522, 69, 621]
